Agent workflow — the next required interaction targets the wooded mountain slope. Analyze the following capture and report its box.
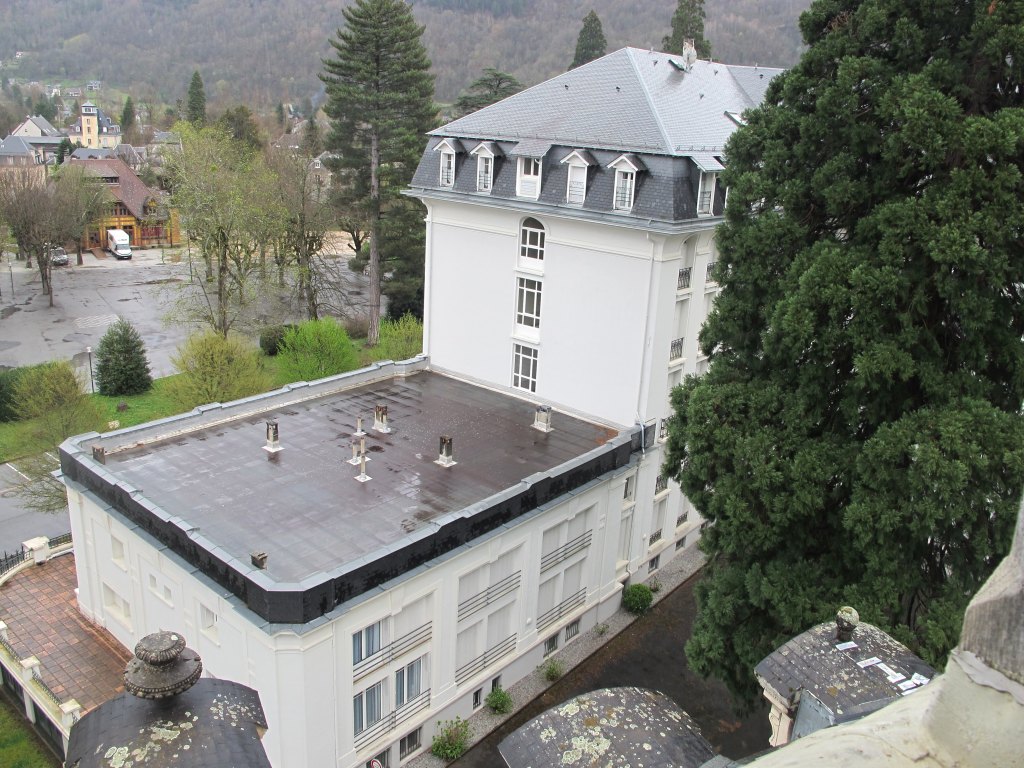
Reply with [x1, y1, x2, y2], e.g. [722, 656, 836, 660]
[0, 0, 809, 109]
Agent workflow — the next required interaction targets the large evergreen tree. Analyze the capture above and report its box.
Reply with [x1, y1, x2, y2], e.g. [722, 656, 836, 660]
[321, 0, 435, 344]
[662, 0, 711, 59]
[121, 96, 135, 134]
[665, 0, 1024, 700]
[95, 318, 153, 396]
[570, 10, 607, 69]
[452, 68, 523, 118]
[187, 71, 207, 125]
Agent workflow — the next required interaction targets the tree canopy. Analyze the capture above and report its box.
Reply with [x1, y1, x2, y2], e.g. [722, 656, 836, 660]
[665, 0, 1024, 701]
[321, 0, 435, 342]
[453, 68, 523, 117]
[187, 70, 207, 125]
[570, 10, 607, 69]
[662, 0, 711, 59]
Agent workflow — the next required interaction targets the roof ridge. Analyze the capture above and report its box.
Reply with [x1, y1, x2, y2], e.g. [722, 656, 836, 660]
[625, 49, 674, 157]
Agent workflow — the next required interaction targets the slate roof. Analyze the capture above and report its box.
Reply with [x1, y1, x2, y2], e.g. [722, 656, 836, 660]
[13, 115, 61, 137]
[755, 619, 936, 734]
[0, 135, 35, 158]
[433, 48, 783, 156]
[498, 687, 715, 768]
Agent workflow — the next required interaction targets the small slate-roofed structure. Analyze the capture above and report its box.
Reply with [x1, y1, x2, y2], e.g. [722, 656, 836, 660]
[755, 608, 936, 745]
[498, 687, 715, 768]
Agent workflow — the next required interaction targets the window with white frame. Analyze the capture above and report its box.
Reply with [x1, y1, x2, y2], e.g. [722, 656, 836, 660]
[618, 510, 633, 562]
[697, 172, 717, 215]
[648, 554, 661, 573]
[566, 163, 587, 204]
[440, 150, 455, 187]
[516, 277, 542, 328]
[517, 156, 542, 197]
[614, 169, 635, 210]
[400, 728, 422, 759]
[353, 620, 383, 664]
[353, 679, 383, 735]
[200, 603, 219, 642]
[520, 218, 545, 261]
[111, 534, 126, 569]
[512, 344, 538, 392]
[102, 583, 132, 628]
[477, 154, 493, 192]
[395, 656, 423, 708]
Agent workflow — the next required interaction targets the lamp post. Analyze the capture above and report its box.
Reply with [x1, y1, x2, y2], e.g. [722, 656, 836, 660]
[86, 346, 95, 394]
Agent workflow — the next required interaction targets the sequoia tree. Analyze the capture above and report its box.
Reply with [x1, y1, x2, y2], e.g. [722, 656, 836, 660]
[321, 0, 435, 344]
[662, 0, 711, 59]
[570, 10, 607, 69]
[664, 0, 1024, 700]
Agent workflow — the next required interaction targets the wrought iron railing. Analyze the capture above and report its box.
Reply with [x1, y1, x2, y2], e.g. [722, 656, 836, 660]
[455, 634, 516, 685]
[540, 531, 591, 573]
[677, 266, 692, 290]
[648, 530, 663, 547]
[457, 571, 521, 623]
[669, 337, 684, 361]
[48, 533, 72, 549]
[655, 475, 668, 495]
[706, 261, 717, 282]
[353, 623, 431, 681]
[536, 588, 586, 631]
[0, 548, 28, 578]
[676, 512, 688, 528]
[353, 688, 431, 749]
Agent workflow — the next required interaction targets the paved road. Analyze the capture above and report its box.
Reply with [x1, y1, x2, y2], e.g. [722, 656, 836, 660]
[0, 462, 70, 554]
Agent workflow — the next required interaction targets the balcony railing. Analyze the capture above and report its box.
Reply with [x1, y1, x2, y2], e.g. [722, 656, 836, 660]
[676, 512, 689, 528]
[477, 172, 491, 191]
[354, 688, 431, 749]
[649, 530, 663, 547]
[353, 622, 432, 681]
[706, 261, 717, 282]
[457, 571, 521, 623]
[669, 337, 684, 362]
[537, 588, 586, 631]
[455, 634, 516, 685]
[654, 475, 668, 495]
[677, 267, 692, 290]
[540, 531, 592, 573]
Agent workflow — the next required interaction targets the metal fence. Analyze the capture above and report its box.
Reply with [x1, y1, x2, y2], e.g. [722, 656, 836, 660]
[0, 548, 28, 578]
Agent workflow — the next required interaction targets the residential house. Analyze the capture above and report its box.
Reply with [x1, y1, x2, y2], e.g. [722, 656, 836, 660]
[60, 47, 782, 768]
[67, 157, 178, 248]
[11, 115, 62, 138]
[68, 101, 121, 150]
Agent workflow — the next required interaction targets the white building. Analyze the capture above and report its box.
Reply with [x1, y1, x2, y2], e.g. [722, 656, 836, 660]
[61, 48, 781, 768]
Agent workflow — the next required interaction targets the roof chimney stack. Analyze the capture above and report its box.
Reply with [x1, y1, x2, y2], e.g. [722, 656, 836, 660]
[683, 39, 698, 71]
[263, 419, 283, 458]
[533, 405, 553, 433]
[436, 435, 456, 468]
[374, 404, 391, 434]
[835, 606, 859, 642]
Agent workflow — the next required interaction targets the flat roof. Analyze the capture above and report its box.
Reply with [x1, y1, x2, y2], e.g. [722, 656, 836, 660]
[62, 363, 638, 624]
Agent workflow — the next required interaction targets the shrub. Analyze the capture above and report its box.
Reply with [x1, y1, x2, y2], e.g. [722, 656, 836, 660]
[166, 332, 272, 409]
[277, 318, 360, 382]
[0, 364, 43, 423]
[375, 313, 423, 362]
[259, 324, 295, 356]
[95, 317, 153, 396]
[595, 623, 609, 636]
[648, 577, 663, 594]
[14, 360, 104, 444]
[541, 658, 564, 681]
[485, 686, 513, 714]
[430, 716, 470, 761]
[622, 583, 654, 615]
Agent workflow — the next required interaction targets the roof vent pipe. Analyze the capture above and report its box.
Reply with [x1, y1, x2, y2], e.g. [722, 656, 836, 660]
[354, 416, 366, 437]
[533, 405, 554, 433]
[348, 437, 370, 466]
[263, 419, 282, 457]
[836, 606, 859, 642]
[374, 404, 391, 434]
[436, 435, 456, 468]
[251, 551, 268, 569]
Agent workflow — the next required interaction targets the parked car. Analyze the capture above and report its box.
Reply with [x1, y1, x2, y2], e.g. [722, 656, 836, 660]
[48, 246, 69, 266]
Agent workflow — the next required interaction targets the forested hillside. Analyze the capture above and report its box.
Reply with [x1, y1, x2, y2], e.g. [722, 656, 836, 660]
[0, 0, 809, 113]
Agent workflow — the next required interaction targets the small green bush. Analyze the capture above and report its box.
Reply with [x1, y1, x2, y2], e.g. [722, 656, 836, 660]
[259, 324, 295, 356]
[541, 658, 564, 681]
[0, 364, 43, 423]
[277, 318, 360, 382]
[595, 623, 609, 636]
[15, 360, 104, 444]
[648, 577, 663, 594]
[95, 318, 153, 396]
[375, 312, 423, 362]
[167, 332, 272, 409]
[485, 686, 513, 714]
[622, 583, 654, 615]
[430, 716, 470, 761]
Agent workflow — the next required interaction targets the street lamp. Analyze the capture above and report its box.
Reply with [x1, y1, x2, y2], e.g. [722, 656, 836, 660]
[86, 346, 95, 394]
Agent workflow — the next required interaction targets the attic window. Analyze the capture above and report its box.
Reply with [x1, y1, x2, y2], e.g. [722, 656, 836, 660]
[517, 157, 542, 198]
[440, 150, 455, 187]
[560, 150, 593, 205]
[614, 170, 635, 210]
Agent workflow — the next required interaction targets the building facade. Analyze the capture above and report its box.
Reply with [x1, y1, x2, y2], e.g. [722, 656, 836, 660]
[68, 101, 122, 150]
[61, 47, 781, 768]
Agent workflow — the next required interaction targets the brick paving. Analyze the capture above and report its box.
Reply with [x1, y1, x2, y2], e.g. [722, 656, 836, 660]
[0, 552, 131, 713]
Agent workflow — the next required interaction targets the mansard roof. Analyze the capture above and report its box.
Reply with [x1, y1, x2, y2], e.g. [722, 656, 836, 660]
[432, 47, 783, 157]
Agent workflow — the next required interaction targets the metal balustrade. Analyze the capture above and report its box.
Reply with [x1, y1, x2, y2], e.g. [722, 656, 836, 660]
[706, 261, 717, 282]
[536, 588, 586, 631]
[677, 267, 692, 290]
[649, 530, 663, 546]
[353, 623, 431, 681]
[540, 531, 591, 573]
[455, 634, 516, 685]
[457, 571, 521, 623]
[353, 688, 431, 749]
[670, 337, 684, 361]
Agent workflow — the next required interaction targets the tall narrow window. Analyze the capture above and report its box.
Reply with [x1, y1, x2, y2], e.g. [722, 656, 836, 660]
[520, 218, 545, 262]
[477, 155, 493, 191]
[440, 151, 455, 187]
[395, 656, 423, 708]
[697, 172, 717, 215]
[517, 157, 541, 197]
[512, 344, 538, 392]
[516, 277, 542, 328]
[614, 170, 635, 210]
[566, 163, 587, 204]
[352, 620, 382, 664]
[353, 680, 383, 735]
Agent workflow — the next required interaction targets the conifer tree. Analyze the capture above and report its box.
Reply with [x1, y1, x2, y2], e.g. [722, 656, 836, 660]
[570, 10, 607, 69]
[665, 0, 1024, 700]
[186, 71, 206, 125]
[453, 68, 523, 117]
[95, 318, 152, 396]
[120, 96, 135, 133]
[321, 0, 435, 344]
[662, 0, 711, 59]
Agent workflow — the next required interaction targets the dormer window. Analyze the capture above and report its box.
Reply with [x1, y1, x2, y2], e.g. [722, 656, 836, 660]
[607, 154, 645, 213]
[440, 151, 455, 187]
[517, 157, 542, 198]
[470, 141, 499, 193]
[560, 149, 594, 205]
[697, 172, 717, 215]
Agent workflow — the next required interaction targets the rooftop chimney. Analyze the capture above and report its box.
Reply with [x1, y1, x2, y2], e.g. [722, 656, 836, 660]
[263, 419, 282, 457]
[835, 605, 859, 643]
[123, 631, 202, 699]
[251, 551, 268, 569]
[373, 404, 391, 434]
[92, 445, 106, 464]
[436, 435, 456, 468]
[533, 405, 554, 433]
[682, 38, 698, 71]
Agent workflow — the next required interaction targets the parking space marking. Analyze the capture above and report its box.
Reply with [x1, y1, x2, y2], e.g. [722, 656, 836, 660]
[74, 314, 119, 330]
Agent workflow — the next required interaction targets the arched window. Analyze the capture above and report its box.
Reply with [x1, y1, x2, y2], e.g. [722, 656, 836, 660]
[520, 218, 545, 261]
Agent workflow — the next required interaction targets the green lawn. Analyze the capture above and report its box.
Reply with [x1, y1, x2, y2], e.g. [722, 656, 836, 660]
[0, 696, 60, 768]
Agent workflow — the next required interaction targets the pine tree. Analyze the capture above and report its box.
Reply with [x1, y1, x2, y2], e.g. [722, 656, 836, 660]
[95, 318, 153, 396]
[665, 0, 1024, 701]
[186, 71, 206, 125]
[452, 68, 522, 117]
[276, 102, 286, 126]
[121, 96, 135, 133]
[321, 0, 435, 344]
[570, 10, 607, 69]
[662, 0, 711, 59]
